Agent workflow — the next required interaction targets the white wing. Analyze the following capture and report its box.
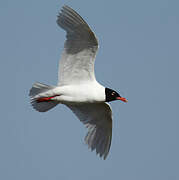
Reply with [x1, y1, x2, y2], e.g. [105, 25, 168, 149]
[57, 5, 98, 85]
[67, 103, 112, 160]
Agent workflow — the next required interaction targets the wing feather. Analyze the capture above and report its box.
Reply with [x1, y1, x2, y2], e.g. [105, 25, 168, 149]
[57, 5, 98, 85]
[67, 103, 112, 160]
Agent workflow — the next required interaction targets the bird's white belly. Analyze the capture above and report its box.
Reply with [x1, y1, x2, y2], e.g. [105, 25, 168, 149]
[53, 83, 105, 104]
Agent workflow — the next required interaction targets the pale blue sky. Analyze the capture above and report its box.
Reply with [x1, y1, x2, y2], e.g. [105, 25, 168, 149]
[0, 0, 178, 179]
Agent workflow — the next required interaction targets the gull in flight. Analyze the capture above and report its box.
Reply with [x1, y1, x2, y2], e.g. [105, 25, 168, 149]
[29, 5, 128, 159]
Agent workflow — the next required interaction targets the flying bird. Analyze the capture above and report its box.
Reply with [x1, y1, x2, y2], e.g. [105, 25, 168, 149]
[29, 5, 127, 160]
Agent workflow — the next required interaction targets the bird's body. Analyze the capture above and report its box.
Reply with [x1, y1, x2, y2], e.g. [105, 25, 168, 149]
[29, 5, 127, 159]
[33, 81, 105, 105]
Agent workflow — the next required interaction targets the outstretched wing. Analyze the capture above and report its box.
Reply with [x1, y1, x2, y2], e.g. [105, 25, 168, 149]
[67, 103, 112, 160]
[57, 5, 98, 85]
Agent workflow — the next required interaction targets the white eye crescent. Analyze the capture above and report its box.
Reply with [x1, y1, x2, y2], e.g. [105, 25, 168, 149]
[111, 92, 115, 96]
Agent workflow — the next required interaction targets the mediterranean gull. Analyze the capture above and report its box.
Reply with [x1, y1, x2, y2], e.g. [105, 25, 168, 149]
[29, 5, 128, 159]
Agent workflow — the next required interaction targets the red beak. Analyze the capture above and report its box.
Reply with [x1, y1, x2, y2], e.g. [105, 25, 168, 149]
[116, 97, 128, 103]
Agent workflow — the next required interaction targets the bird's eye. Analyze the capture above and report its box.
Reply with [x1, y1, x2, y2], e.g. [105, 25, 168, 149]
[111, 92, 115, 96]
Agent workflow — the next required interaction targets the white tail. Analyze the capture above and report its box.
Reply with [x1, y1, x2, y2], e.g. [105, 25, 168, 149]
[29, 82, 59, 112]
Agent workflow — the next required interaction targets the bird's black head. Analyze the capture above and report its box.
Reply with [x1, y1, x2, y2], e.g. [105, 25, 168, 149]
[105, 88, 128, 103]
